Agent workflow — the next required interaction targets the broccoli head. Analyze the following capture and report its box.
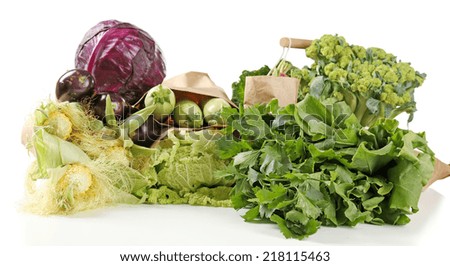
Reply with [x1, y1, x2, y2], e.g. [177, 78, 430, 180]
[293, 34, 426, 126]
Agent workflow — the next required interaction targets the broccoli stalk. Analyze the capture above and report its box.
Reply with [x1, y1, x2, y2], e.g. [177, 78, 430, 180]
[343, 90, 382, 127]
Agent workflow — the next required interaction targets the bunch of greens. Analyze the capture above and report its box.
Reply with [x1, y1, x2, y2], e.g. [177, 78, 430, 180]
[216, 97, 434, 239]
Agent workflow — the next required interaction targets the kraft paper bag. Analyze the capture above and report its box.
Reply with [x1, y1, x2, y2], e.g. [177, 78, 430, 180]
[244, 76, 299, 107]
[162, 71, 237, 108]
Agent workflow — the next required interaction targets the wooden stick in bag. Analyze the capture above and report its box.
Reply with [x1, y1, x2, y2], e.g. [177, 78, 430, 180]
[279, 37, 312, 49]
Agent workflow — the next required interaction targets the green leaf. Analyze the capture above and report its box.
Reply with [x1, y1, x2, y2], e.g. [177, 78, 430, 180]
[270, 214, 294, 239]
[243, 206, 260, 221]
[388, 153, 434, 213]
[272, 113, 296, 128]
[295, 94, 334, 137]
[394, 214, 411, 225]
[295, 191, 322, 219]
[367, 176, 394, 195]
[362, 196, 385, 211]
[275, 198, 296, 209]
[216, 137, 251, 160]
[308, 144, 351, 167]
[398, 131, 435, 163]
[344, 201, 358, 222]
[335, 128, 358, 146]
[322, 201, 338, 226]
[350, 142, 395, 174]
[230, 111, 271, 140]
[233, 150, 260, 169]
[255, 184, 286, 204]
[330, 165, 354, 183]
[303, 219, 321, 236]
[231, 193, 250, 209]
[332, 101, 354, 127]
[247, 168, 260, 186]
[297, 158, 316, 173]
[284, 139, 305, 162]
[300, 94, 334, 125]
[377, 183, 394, 195]
[259, 144, 291, 175]
[334, 182, 353, 200]
[286, 210, 309, 225]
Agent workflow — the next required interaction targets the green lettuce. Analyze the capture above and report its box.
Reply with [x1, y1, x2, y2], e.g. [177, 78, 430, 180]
[146, 130, 234, 207]
[217, 96, 435, 239]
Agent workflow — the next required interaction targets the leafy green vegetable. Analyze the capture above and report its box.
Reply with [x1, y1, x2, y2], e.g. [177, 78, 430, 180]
[231, 65, 270, 106]
[217, 97, 434, 239]
[24, 98, 236, 213]
[142, 130, 234, 207]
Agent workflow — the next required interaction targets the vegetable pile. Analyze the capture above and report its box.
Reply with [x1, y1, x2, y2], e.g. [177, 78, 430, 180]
[21, 21, 445, 241]
[23, 20, 233, 214]
[223, 34, 436, 239]
[216, 97, 433, 239]
[24, 97, 233, 214]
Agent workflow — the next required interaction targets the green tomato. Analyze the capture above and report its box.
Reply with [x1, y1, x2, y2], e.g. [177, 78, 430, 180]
[173, 100, 203, 128]
[202, 98, 231, 126]
[144, 84, 176, 121]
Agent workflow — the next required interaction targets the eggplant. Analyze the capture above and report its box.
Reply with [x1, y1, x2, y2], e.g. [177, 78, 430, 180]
[56, 69, 95, 102]
[92, 93, 130, 121]
[131, 115, 164, 147]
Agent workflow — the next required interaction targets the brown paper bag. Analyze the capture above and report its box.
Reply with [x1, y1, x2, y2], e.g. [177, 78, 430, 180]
[244, 76, 299, 107]
[162, 71, 237, 108]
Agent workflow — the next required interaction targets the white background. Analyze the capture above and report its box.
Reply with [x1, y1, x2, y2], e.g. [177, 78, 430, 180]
[1, 0, 450, 265]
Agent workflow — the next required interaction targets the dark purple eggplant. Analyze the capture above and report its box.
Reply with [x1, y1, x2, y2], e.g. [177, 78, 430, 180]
[92, 93, 130, 121]
[131, 115, 165, 147]
[56, 69, 95, 102]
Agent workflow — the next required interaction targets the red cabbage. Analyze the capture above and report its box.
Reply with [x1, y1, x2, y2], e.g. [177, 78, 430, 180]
[75, 20, 166, 104]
